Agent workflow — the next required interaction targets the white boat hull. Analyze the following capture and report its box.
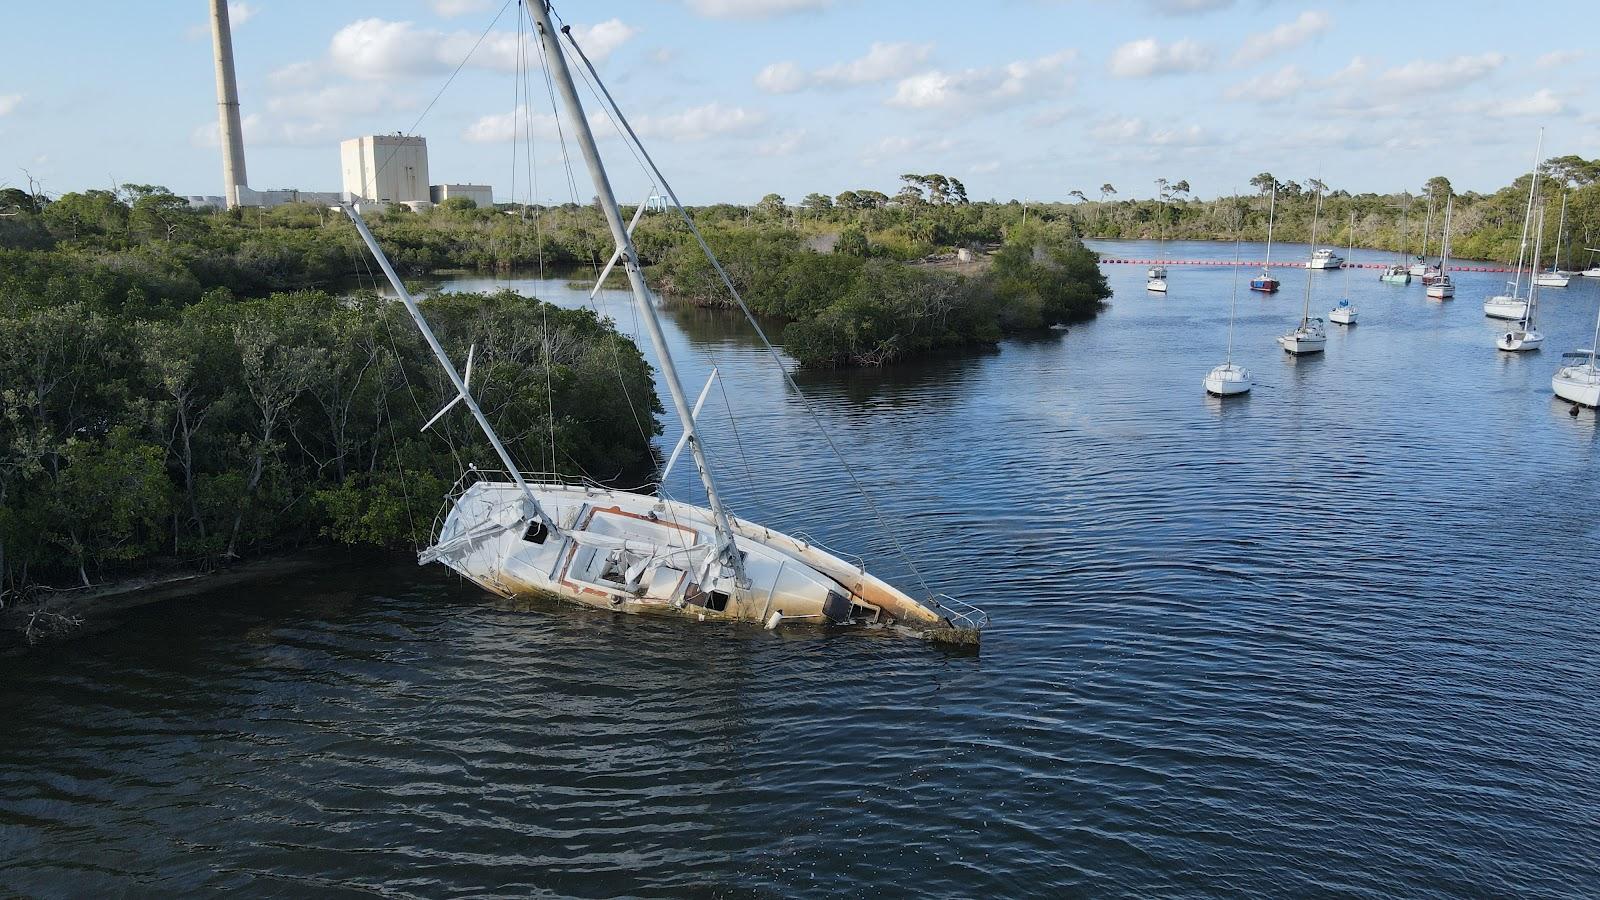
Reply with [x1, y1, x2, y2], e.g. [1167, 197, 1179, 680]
[1307, 259, 1343, 269]
[1203, 363, 1252, 396]
[1329, 305, 1357, 325]
[1535, 273, 1569, 288]
[1484, 296, 1529, 320]
[1582, 268, 1600, 278]
[424, 478, 975, 637]
[1497, 329, 1543, 352]
[1426, 282, 1455, 300]
[1408, 263, 1428, 277]
[1552, 364, 1600, 407]
[1147, 278, 1168, 292]
[1279, 321, 1327, 355]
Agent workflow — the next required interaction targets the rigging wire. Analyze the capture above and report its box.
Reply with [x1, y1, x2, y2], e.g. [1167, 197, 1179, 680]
[555, 18, 936, 597]
[549, 14, 757, 496]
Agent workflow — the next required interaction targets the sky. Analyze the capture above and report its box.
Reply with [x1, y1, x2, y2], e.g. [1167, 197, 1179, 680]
[3, 0, 1597, 205]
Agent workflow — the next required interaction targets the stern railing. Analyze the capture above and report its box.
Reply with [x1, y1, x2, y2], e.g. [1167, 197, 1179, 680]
[927, 593, 990, 631]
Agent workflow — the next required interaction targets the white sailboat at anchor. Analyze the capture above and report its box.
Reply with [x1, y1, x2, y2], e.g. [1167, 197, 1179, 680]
[1484, 130, 1543, 322]
[340, 2, 985, 643]
[1280, 187, 1328, 354]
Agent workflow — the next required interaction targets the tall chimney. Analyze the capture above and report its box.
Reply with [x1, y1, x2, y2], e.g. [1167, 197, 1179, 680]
[209, 0, 249, 208]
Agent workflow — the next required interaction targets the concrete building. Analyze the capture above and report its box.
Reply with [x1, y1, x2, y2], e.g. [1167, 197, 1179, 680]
[430, 184, 495, 207]
[341, 135, 431, 204]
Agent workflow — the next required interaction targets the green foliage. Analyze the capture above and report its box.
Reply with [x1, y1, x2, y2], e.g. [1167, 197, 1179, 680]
[0, 283, 659, 596]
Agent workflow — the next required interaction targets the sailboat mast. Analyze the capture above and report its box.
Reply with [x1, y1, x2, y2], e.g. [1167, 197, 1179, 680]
[1511, 128, 1544, 299]
[1264, 185, 1275, 270]
[1554, 192, 1567, 274]
[1420, 191, 1433, 262]
[1345, 210, 1354, 295]
[1526, 205, 1545, 330]
[1302, 189, 1321, 324]
[1440, 198, 1453, 272]
[529, 1, 746, 580]
[342, 206, 558, 535]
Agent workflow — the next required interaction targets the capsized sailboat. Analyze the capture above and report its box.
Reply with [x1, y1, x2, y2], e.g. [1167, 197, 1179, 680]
[340, 3, 986, 642]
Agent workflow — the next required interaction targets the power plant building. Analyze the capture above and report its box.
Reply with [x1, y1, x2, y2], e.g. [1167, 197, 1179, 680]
[341, 135, 431, 205]
[430, 184, 495, 207]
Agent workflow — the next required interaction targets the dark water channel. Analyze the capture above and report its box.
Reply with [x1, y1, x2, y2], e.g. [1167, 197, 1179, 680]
[3, 239, 1598, 896]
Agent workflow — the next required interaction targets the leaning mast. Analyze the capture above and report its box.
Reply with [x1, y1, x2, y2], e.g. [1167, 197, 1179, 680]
[529, 0, 747, 582]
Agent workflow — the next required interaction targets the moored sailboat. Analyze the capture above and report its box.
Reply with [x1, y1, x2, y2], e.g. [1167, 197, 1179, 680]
[1498, 204, 1546, 352]
[1250, 184, 1280, 293]
[1410, 191, 1435, 277]
[1426, 198, 1456, 300]
[1484, 130, 1543, 321]
[1280, 187, 1329, 354]
[1535, 192, 1570, 288]
[1552, 283, 1600, 407]
[1205, 202, 1253, 396]
[1330, 211, 1358, 325]
[338, 2, 985, 642]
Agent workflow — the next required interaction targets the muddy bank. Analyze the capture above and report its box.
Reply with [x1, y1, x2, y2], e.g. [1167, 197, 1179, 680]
[0, 550, 360, 655]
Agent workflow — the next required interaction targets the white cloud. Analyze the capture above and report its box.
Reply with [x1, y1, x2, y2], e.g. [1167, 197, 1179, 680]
[632, 103, 765, 141]
[1534, 49, 1584, 70]
[1225, 65, 1307, 102]
[229, 2, 259, 25]
[685, 0, 829, 19]
[462, 105, 614, 143]
[1376, 52, 1505, 95]
[1090, 116, 1213, 147]
[265, 84, 417, 119]
[569, 19, 638, 63]
[1232, 11, 1331, 65]
[757, 43, 933, 94]
[0, 94, 20, 117]
[1147, 0, 1233, 13]
[756, 130, 807, 157]
[190, 113, 335, 149]
[862, 134, 955, 163]
[815, 42, 933, 85]
[888, 51, 1075, 110]
[269, 61, 321, 87]
[1109, 38, 1213, 77]
[756, 61, 808, 93]
[328, 17, 635, 80]
[430, 0, 491, 16]
[1461, 88, 1568, 118]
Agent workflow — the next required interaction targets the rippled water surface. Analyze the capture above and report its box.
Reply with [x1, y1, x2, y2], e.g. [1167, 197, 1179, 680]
[4, 239, 1600, 897]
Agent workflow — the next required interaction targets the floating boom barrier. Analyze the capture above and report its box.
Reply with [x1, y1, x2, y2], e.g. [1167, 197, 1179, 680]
[1099, 259, 1515, 272]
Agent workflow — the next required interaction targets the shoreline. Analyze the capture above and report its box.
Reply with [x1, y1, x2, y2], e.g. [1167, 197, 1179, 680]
[0, 549, 360, 655]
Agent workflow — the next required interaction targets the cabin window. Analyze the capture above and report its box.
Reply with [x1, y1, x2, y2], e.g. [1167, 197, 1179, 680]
[523, 521, 548, 545]
[706, 590, 730, 612]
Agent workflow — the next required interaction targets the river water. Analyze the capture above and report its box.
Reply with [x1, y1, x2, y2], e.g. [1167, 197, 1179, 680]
[4, 239, 1598, 897]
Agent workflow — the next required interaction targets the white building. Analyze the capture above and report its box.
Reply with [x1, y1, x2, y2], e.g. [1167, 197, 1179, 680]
[341, 134, 430, 204]
[430, 184, 495, 207]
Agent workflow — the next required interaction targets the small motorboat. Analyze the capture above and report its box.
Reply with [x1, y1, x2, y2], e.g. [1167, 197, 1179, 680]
[1380, 264, 1411, 284]
[1308, 248, 1343, 269]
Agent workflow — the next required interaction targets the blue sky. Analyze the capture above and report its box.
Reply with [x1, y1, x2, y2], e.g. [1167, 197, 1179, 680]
[3, 0, 1596, 204]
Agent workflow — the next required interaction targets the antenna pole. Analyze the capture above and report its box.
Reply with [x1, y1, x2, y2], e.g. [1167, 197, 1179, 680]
[528, 1, 745, 583]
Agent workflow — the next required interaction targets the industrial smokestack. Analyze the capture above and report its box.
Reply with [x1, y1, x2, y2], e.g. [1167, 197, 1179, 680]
[209, 0, 249, 208]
